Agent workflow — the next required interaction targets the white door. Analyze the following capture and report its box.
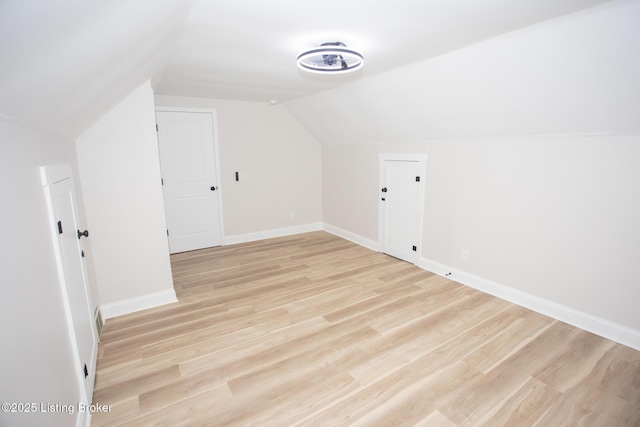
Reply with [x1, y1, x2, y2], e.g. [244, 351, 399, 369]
[379, 156, 425, 264]
[41, 166, 97, 404]
[156, 110, 222, 254]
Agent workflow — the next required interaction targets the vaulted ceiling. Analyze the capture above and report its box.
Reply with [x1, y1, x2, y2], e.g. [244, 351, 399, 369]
[0, 0, 620, 138]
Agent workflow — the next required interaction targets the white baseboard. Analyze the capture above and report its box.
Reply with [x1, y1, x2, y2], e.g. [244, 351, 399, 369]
[100, 289, 178, 320]
[78, 411, 90, 427]
[98, 225, 640, 350]
[76, 407, 91, 427]
[223, 222, 322, 245]
[420, 257, 640, 351]
[315, 226, 640, 351]
[322, 223, 378, 252]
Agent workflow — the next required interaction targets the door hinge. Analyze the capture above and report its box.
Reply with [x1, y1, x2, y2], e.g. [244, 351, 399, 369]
[161, 178, 164, 185]
[415, 176, 420, 182]
[83, 363, 89, 378]
[156, 123, 158, 132]
[57, 221, 63, 234]
[166, 229, 169, 236]
[412, 246, 417, 251]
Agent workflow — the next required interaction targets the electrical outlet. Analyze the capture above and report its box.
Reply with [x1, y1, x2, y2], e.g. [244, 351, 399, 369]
[461, 249, 469, 262]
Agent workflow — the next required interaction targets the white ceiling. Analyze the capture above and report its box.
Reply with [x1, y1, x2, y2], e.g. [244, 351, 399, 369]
[0, 0, 614, 137]
[156, 0, 614, 101]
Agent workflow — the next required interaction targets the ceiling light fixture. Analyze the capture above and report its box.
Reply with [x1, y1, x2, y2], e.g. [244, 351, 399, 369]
[297, 42, 364, 74]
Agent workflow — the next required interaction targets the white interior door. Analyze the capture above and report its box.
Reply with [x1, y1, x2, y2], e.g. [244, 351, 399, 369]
[156, 110, 222, 254]
[379, 156, 426, 264]
[41, 166, 97, 404]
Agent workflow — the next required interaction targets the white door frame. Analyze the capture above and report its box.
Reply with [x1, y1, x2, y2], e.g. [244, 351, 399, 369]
[378, 153, 427, 264]
[40, 164, 98, 407]
[155, 106, 225, 250]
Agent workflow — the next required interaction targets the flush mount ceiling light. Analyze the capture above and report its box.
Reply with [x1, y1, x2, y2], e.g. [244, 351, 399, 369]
[297, 42, 364, 74]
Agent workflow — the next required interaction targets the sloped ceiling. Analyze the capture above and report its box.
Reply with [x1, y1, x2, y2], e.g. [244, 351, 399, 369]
[287, 0, 640, 145]
[0, 0, 618, 138]
[0, 0, 194, 138]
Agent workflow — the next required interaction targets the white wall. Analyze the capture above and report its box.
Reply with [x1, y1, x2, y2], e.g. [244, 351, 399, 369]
[289, 0, 640, 347]
[76, 82, 175, 313]
[322, 135, 640, 332]
[0, 117, 87, 426]
[421, 136, 640, 328]
[154, 95, 322, 240]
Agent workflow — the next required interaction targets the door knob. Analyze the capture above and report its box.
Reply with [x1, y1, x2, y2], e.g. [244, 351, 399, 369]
[77, 230, 89, 239]
[210, 186, 217, 191]
[381, 187, 387, 192]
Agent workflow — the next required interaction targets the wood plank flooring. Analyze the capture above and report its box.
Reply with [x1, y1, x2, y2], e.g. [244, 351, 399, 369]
[91, 231, 640, 426]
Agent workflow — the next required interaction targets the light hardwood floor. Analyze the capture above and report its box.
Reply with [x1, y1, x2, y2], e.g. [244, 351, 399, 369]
[92, 231, 640, 426]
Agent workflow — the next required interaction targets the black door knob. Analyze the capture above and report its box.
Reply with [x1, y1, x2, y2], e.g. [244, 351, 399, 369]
[381, 187, 387, 192]
[77, 230, 89, 239]
[210, 186, 217, 191]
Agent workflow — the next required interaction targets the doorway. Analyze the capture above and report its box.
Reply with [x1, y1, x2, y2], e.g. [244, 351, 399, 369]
[378, 154, 426, 265]
[155, 108, 223, 254]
